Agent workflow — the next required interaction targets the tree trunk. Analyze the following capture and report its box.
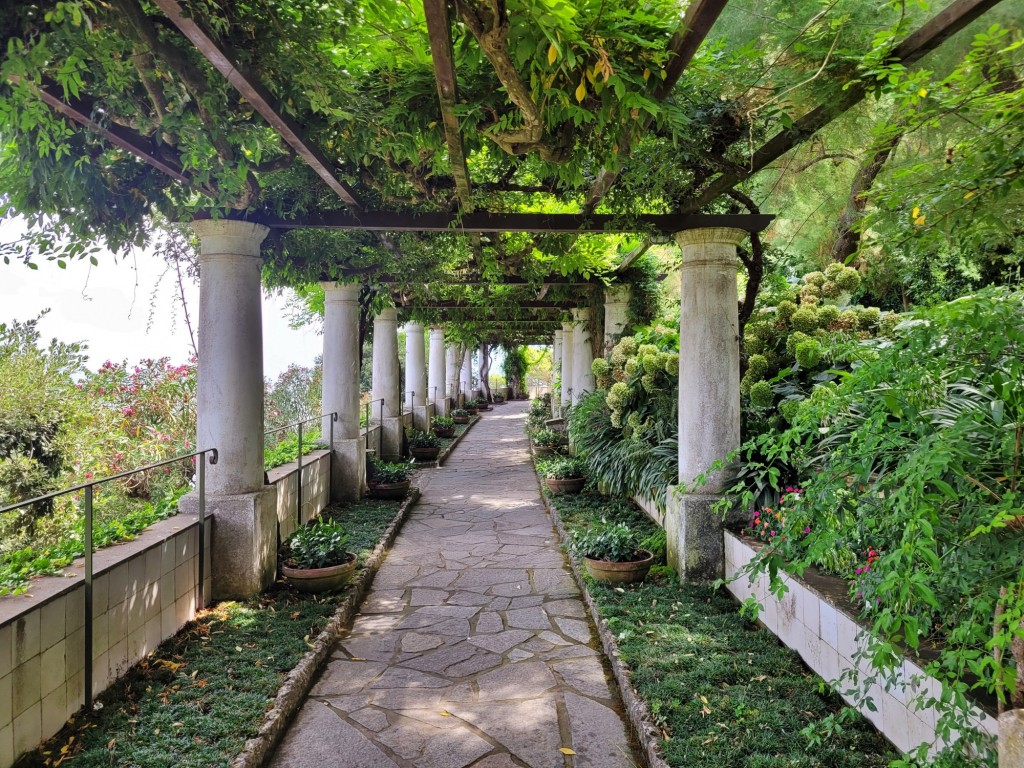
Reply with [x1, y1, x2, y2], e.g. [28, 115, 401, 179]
[479, 343, 492, 401]
[831, 129, 904, 263]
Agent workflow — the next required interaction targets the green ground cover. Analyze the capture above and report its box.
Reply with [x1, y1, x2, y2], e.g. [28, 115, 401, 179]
[547, 488, 897, 768]
[19, 495, 405, 768]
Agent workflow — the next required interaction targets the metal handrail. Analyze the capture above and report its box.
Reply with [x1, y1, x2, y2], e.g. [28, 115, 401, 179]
[264, 412, 338, 528]
[0, 448, 219, 710]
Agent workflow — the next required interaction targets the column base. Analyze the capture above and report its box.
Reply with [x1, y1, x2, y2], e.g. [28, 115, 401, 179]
[180, 486, 277, 600]
[381, 416, 404, 461]
[331, 438, 366, 502]
[663, 488, 725, 582]
[413, 404, 431, 431]
[1001, 710, 1024, 768]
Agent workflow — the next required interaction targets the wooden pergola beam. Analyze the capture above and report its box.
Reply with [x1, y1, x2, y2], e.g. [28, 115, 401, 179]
[424, 0, 473, 208]
[13, 75, 195, 187]
[400, 301, 574, 309]
[584, 0, 730, 211]
[614, 240, 653, 273]
[239, 211, 774, 234]
[369, 275, 604, 286]
[685, 0, 1005, 212]
[151, 0, 363, 211]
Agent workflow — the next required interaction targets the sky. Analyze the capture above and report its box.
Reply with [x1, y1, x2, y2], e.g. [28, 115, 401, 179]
[0, 218, 323, 379]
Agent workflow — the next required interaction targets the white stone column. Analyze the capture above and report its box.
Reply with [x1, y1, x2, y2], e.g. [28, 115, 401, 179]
[372, 307, 403, 460]
[1001, 710, 1024, 768]
[445, 344, 459, 409]
[404, 322, 428, 430]
[665, 227, 747, 582]
[571, 308, 595, 404]
[460, 349, 473, 404]
[321, 282, 364, 503]
[186, 219, 276, 599]
[428, 328, 448, 419]
[551, 330, 563, 416]
[603, 284, 631, 353]
[560, 321, 574, 412]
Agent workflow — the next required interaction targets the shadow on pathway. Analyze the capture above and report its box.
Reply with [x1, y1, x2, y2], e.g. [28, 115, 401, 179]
[271, 401, 641, 768]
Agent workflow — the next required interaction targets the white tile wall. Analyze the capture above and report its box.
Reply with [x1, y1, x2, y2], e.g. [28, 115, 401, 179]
[723, 531, 997, 757]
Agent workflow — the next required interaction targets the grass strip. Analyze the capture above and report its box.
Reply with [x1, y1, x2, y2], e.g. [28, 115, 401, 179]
[548, 488, 897, 768]
[20, 496, 403, 768]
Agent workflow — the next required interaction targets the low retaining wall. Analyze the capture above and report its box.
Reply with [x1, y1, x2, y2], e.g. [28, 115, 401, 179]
[0, 515, 211, 768]
[724, 530, 999, 755]
[266, 450, 331, 541]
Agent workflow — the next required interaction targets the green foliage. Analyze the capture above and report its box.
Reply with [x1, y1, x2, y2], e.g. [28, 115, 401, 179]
[501, 345, 530, 397]
[570, 519, 643, 563]
[264, 363, 322, 436]
[432, 415, 455, 429]
[530, 428, 566, 449]
[282, 518, 352, 570]
[407, 429, 442, 449]
[726, 289, 1024, 760]
[527, 396, 551, 432]
[0, 485, 187, 596]
[535, 456, 586, 480]
[263, 429, 325, 471]
[451, 408, 471, 419]
[367, 457, 412, 485]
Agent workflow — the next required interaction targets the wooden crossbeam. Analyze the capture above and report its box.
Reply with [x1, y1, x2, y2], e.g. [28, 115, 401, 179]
[685, 0, 1005, 211]
[369, 275, 603, 286]
[584, 0, 730, 211]
[241, 210, 773, 234]
[424, 0, 473, 208]
[12, 75, 196, 187]
[151, 0, 363, 211]
[399, 301, 575, 309]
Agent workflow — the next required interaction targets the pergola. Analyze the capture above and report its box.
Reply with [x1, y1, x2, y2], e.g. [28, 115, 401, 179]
[0, 0, 1004, 594]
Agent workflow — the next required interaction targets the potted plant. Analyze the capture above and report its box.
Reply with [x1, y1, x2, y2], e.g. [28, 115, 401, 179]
[570, 520, 653, 584]
[281, 518, 358, 593]
[463, 398, 480, 415]
[432, 415, 456, 438]
[493, 392, 505, 404]
[367, 457, 412, 499]
[451, 407, 471, 424]
[537, 456, 587, 494]
[408, 429, 443, 461]
[531, 428, 567, 456]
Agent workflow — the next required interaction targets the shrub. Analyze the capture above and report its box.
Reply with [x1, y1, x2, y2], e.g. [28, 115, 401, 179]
[368, 457, 411, 484]
[531, 429, 565, 448]
[283, 518, 351, 570]
[536, 456, 586, 480]
[570, 519, 643, 562]
[432, 415, 455, 429]
[408, 429, 442, 449]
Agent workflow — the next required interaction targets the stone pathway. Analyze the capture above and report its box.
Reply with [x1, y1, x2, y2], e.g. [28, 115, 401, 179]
[271, 401, 641, 768]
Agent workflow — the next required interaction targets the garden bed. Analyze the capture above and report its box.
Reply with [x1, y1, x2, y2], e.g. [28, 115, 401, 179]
[16, 491, 420, 768]
[540, 487, 897, 768]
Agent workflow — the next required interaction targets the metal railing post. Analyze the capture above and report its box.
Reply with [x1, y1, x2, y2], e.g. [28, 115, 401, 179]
[328, 412, 335, 502]
[378, 399, 384, 457]
[296, 422, 304, 527]
[84, 484, 94, 709]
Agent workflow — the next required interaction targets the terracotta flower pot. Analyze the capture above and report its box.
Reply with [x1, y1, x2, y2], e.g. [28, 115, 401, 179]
[533, 445, 562, 458]
[410, 445, 441, 461]
[545, 476, 586, 494]
[453, 415, 470, 424]
[368, 479, 410, 499]
[465, 407, 479, 415]
[583, 550, 654, 584]
[282, 554, 358, 593]
[433, 426, 456, 438]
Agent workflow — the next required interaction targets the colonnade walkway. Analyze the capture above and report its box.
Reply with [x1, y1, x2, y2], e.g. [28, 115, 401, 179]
[271, 401, 641, 768]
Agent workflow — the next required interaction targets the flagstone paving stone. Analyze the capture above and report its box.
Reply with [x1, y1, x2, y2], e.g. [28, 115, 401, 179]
[270, 402, 640, 768]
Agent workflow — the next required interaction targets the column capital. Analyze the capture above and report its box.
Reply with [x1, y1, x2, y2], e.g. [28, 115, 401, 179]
[554, 329, 563, 342]
[191, 219, 269, 259]
[321, 282, 362, 303]
[604, 284, 632, 305]
[404, 320, 424, 332]
[673, 227, 748, 250]
[376, 306, 399, 322]
[429, 327, 445, 338]
[561, 321, 574, 334]
[571, 307, 591, 323]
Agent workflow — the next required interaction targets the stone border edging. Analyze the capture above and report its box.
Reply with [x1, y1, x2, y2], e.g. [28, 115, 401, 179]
[531, 448, 669, 768]
[231, 487, 422, 768]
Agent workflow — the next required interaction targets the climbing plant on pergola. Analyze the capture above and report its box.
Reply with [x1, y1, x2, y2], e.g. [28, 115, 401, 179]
[0, 0, 1016, 342]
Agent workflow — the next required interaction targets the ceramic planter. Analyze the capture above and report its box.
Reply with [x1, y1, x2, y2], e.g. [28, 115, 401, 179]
[583, 550, 654, 584]
[433, 426, 456, 438]
[410, 445, 442, 461]
[545, 476, 586, 494]
[465, 407, 479, 415]
[453, 415, 470, 424]
[533, 445, 562, 457]
[368, 479, 410, 499]
[282, 554, 358, 593]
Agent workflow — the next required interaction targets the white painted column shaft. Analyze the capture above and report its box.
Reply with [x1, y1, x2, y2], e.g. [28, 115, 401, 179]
[445, 344, 458, 406]
[460, 349, 472, 399]
[428, 329, 448, 417]
[552, 330, 563, 415]
[321, 282, 364, 501]
[560, 321, 575, 410]
[603, 284, 631, 352]
[571, 308, 595, 404]
[371, 307, 402, 460]
[404, 322, 427, 430]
